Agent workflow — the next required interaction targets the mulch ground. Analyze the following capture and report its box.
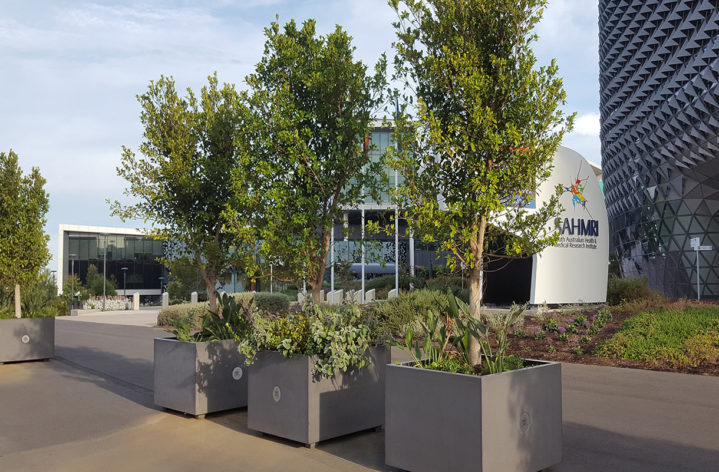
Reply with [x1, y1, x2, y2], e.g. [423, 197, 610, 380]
[505, 302, 719, 377]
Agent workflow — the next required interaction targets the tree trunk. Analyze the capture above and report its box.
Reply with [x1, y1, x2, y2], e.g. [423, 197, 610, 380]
[310, 229, 332, 303]
[196, 255, 218, 314]
[468, 264, 482, 365]
[14, 283, 21, 318]
[468, 216, 487, 366]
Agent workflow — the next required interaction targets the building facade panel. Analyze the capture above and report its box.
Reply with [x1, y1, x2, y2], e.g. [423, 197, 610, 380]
[57, 224, 168, 297]
[600, 0, 719, 298]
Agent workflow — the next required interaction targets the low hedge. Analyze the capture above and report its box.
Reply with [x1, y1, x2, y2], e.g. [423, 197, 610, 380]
[156, 292, 290, 328]
[157, 302, 209, 329]
[365, 274, 426, 291]
[606, 276, 661, 306]
[367, 289, 452, 336]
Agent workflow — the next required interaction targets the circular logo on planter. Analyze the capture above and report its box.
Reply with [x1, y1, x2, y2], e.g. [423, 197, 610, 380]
[520, 411, 531, 433]
[232, 367, 243, 380]
[272, 386, 281, 403]
[21, 335, 30, 344]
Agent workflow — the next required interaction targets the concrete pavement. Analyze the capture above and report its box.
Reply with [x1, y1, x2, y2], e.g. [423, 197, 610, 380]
[62, 308, 161, 327]
[0, 320, 717, 471]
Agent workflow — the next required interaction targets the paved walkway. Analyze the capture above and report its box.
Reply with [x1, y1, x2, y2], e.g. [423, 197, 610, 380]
[61, 308, 160, 327]
[0, 320, 717, 471]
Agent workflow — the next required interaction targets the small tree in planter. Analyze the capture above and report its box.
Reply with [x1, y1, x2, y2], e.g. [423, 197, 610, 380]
[114, 74, 259, 314]
[389, 0, 572, 365]
[384, 0, 570, 469]
[387, 295, 562, 472]
[0, 150, 54, 363]
[237, 303, 390, 447]
[153, 293, 254, 417]
[237, 18, 388, 303]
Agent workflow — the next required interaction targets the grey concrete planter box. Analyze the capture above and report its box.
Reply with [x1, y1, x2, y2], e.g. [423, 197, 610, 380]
[153, 338, 248, 417]
[248, 345, 390, 447]
[385, 359, 562, 472]
[0, 317, 54, 363]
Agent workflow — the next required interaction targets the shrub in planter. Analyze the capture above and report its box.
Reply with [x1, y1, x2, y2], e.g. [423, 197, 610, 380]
[238, 304, 389, 447]
[366, 289, 451, 336]
[385, 295, 562, 472]
[154, 294, 253, 416]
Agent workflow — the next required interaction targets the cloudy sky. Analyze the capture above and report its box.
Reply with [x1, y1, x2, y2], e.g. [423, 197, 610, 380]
[0, 0, 600, 272]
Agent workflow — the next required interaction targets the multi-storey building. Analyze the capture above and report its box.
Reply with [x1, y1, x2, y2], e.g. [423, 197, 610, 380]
[600, 0, 719, 297]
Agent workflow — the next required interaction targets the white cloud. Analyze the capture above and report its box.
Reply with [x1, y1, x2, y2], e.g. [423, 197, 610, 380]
[0, 0, 603, 272]
[573, 113, 600, 137]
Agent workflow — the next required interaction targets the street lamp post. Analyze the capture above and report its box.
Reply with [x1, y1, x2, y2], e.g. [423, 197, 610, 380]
[121, 267, 128, 297]
[69, 253, 77, 310]
[101, 233, 108, 311]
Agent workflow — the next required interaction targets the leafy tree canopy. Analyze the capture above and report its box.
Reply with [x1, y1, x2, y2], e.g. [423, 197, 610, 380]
[239, 18, 388, 301]
[113, 74, 258, 313]
[389, 0, 573, 363]
[0, 150, 50, 317]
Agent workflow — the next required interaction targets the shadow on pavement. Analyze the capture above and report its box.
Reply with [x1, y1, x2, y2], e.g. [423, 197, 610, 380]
[559, 422, 719, 472]
[54, 345, 157, 409]
[207, 409, 400, 471]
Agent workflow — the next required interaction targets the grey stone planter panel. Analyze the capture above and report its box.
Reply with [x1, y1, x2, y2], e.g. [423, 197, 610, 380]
[248, 345, 389, 446]
[0, 317, 54, 363]
[153, 338, 248, 416]
[385, 360, 562, 472]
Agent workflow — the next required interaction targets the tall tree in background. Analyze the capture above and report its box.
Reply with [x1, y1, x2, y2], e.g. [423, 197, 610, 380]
[113, 74, 258, 313]
[242, 19, 387, 302]
[0, 150, 50, 318]
[389, 0, 573, 364]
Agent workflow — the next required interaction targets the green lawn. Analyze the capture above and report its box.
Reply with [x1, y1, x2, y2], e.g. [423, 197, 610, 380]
[595, 304, 719, 368]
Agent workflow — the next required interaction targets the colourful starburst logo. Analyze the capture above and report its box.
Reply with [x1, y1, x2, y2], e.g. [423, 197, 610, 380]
[564, 162, 592, 218]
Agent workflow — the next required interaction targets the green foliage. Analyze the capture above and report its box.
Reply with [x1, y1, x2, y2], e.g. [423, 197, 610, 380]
[0, 270, 62, 318]
[238, 304, 383, 377]
[595, 307, 719, 367]
[0, 150, 51, 317]
[396, 293, 525, 375]
[157, 302, 209, 330]
[571, 346, 583, 355]
[113, 73, 258, 313]
[367, 289, 450, 335]
[558, 332, 569, 342]
[21, 270, 62, 317]
[388, 0, 572, 364]
[166, 257, 206, 301]
[252, 292, 290, 313]
[426, 355, 475, 375]
[170, 292, 255, 342]
[424, 276, 469, 302]
[241, 18, 388, 299]
[543, 317, 560, 333]
[366, 274, 426, 291]
[547, 345, 556, 353]
[606, 276, 660, 306]
[84, 264, 117, 297]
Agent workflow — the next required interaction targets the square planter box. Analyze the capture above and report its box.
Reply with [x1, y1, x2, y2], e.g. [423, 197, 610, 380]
[154, 337, 248, 417]
[248, 345, 390, 447]
[385, 359, 562, 472]
[0, 317, 54, 363]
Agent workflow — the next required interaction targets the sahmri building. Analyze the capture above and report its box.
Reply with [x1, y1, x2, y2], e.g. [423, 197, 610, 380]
[600, 0, 719, 298]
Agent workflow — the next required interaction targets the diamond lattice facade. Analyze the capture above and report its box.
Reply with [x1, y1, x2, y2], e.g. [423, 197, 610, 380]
[600, 0, 719, 298]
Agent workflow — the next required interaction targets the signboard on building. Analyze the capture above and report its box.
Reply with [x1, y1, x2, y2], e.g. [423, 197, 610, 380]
[529, 147, 609, 304]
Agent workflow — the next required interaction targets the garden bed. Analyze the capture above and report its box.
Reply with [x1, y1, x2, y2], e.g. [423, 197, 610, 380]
[506, 300, 719, 376]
